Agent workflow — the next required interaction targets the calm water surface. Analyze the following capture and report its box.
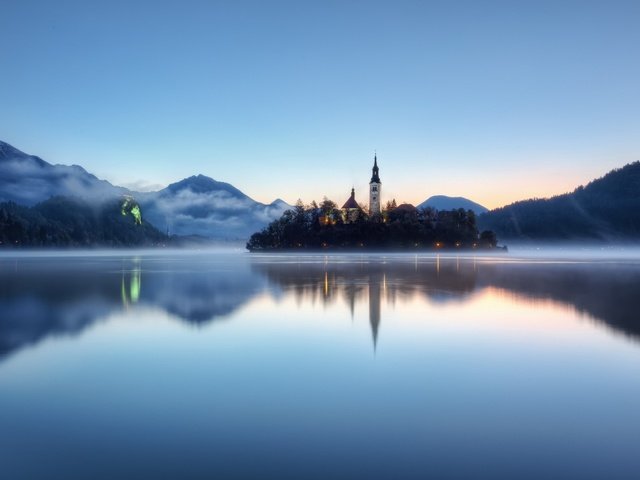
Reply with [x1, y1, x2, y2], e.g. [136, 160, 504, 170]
[1, 250, 640, 479]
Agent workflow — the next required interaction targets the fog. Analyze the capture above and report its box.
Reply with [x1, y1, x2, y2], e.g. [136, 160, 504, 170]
[3, 243, 640, 260]
[499, 243, 640, 261]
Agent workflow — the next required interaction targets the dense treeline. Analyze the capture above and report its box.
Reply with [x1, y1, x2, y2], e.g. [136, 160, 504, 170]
[478, 161, 640, 240]
[247, 199, 498, 251]
[0, 196, 168, 247]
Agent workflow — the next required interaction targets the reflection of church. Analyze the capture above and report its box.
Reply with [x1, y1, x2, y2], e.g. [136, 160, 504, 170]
[341, 154, 382, 221]
[327, 269, 384, 352]
[251, 258, 482, 352]
[368, 275, 381, 350]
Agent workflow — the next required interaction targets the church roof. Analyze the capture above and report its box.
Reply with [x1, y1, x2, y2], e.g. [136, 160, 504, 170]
[342, 188, 359, 209]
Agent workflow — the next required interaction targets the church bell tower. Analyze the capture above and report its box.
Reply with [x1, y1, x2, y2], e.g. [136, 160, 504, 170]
[369, 153, 381, 216]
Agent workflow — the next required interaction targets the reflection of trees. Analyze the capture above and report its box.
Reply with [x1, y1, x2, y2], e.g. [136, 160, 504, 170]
[253, 258, 478, 304]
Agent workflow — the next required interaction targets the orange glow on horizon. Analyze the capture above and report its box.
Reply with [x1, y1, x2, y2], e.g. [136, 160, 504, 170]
[251, 160, 628, 211]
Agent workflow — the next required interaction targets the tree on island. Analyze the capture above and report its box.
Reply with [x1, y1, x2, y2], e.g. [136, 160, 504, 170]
[246, 198, 499, 251]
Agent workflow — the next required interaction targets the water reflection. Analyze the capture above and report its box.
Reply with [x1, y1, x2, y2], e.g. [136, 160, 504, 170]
[252, 256, 640, 345]
[121, 262, 141, 306]
[251, 258, 479, 350]
[1, 253, 640, 362]
[0, 255, 264, 359]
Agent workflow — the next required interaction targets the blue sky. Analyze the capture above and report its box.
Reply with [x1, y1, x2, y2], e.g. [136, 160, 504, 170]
[1, 0, 639, 208]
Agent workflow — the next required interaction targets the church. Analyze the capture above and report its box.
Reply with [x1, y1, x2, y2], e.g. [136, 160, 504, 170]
[341, 154, 382, 222]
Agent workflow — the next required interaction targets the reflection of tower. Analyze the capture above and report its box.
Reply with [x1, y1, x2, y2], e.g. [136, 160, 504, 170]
[368, 277, 381, 351]
[346, 285, 356, 321]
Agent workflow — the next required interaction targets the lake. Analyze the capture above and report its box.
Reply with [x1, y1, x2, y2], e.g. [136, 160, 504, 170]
[1, 250, 640, 479]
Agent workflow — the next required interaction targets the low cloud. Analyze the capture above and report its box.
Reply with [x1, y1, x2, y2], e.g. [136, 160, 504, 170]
[0, 158, 121, 205]
[140, 186, 288, 239]
[121, 180, 166, 193]
[0, 145, 288, 239]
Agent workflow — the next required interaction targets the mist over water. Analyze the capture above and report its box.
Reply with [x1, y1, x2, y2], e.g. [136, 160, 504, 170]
[1, 249, 640, 479]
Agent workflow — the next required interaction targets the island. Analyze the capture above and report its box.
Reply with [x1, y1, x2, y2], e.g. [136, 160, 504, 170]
[247, 198, 500, 252]
[247, 154, 500, 252]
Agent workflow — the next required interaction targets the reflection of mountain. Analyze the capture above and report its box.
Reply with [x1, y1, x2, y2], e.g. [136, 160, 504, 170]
[0, 256, 264, 360]
[2, 254, 640, 362]
[140, 261, 264, 323]
[477, 262, 640, 341]
[0, 263, 120, 357]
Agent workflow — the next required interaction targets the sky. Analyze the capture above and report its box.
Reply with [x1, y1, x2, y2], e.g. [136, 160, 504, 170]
[1, 0, 639, 209]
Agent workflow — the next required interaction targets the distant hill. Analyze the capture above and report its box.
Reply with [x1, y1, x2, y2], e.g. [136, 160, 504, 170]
[0, 140, 290, 240]
[418, 195, 488, 215]
[478, 162, 640, 241]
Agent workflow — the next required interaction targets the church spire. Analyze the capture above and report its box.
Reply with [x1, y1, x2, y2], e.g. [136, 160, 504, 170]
[370, 153, 380, 184]
[369, 152, 381, 216]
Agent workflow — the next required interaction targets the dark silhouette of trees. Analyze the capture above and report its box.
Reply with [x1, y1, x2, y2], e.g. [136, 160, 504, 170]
[0, 196, 167, 248]
[247, 200, 499, 251]
[478, 161, 640, 240]
[479, 230, 498, 248]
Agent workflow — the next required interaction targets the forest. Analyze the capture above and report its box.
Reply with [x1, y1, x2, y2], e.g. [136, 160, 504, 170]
[478, 161, 640, 240]
[247, 199, 499, 251]
[0, 196, 167, 247]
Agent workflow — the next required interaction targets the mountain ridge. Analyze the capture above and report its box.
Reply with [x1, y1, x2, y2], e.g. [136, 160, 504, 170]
[0, 140, 290, 239]
[478, 161, 640, 240]
[0, 140, 127, 205]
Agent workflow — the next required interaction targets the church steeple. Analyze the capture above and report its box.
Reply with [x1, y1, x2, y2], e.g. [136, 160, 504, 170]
[370, 153, 380, 184]
[369, 153, 381, 216]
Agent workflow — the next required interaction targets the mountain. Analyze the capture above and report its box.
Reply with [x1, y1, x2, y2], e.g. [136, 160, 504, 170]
[0, 140, 125, 205]
[478, 162, 640, 240]
[139, 175, 291, 240]
[0, 140, 290, 241]
[418, 195, 488, 215]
